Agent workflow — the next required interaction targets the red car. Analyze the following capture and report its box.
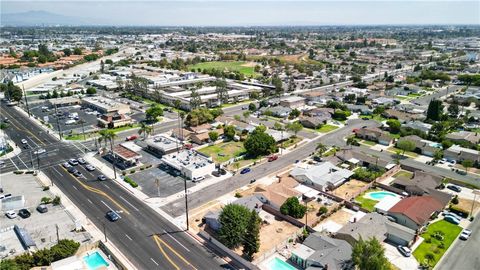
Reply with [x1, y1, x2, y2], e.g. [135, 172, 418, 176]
[126, 135, 138, 141]
[267, 155, 278, 162]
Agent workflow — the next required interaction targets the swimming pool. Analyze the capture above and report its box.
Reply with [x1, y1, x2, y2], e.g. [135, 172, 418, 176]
[83, 251, 109, 270]
[366, 191, 399, 201]
[267, 257, 297, 270]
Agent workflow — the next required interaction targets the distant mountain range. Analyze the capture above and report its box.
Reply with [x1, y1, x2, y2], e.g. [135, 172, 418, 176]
[1, 10, 90, 26]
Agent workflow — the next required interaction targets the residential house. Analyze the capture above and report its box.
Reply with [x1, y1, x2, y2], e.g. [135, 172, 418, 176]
[303, 107, 334, 117]
[190, 129, 224, 145]
[372, 97, 397, 106]
[346, 104, 373, 115]
[445, 131, 480, 145]
[280, 96, 306, 109]
[263, 106, 292, 118]
[388, 196, 446, 230]
[383, 109, 424, 122]
[396, 135, 442, 157]
[299, 116, 327, 129]
[265, 129, 292, 142]
[204, 196, 263, 231]
[403, 121, 432, 133]
[354, 127, 392, 146]
[336, 149, 394, 170]
[290, 233, 353, 270]
[392, 171, 452, 206]
[290, 162, 354, 192]
[335, 213, 416, 247]
[171, 128, 192, 141]
[254, 177, 301, 210]
[444, 145, 480, 163]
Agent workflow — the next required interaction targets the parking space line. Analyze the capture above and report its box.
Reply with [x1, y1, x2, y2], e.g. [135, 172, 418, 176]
[119, 195, 140, 212]
[28, 138, 39, 149]
[73, 186, 78, 190]
[72, 143, 86, 154]
[102, 183, 112, 190]
[87, 199, 94, 204]
[163, 230, 190, 252]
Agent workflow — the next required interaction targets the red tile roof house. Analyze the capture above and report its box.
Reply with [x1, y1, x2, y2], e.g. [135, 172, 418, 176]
[388, 196, 446, 231]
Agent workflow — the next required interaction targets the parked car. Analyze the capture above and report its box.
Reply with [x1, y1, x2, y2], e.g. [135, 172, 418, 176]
[21, 139, 28, 144]
[459, 229, 472, 240]
[126, 135, 138, 141]
[18, 209, 31, 218]
[85, 164, 95, 171]
[444, 215, 460, 225]
[219, 168, 227, 175]
[67, 167, 78, 174]
[212, 171, 220, 177]
[192, 176, 205, 183]
[62, 162, 71, 168]
[5, 210, 17, 219]
[240, 168, 251, 174]
[73, 171, 83, 177]
[397, 246, 411, 257]
[78, 158, 86, 165]
[267, 155, 278, 162]
[447, 185, 462, 192]
[106, 210, 120, 222]
[36, 204, 48, 213]
[313, 156, 323, 162]
[98, 175, 107, 181]
[68, 159, 78, 166]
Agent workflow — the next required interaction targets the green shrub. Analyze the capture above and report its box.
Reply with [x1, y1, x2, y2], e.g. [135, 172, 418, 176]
[425, 237, 432, 243]
[124, 176, 138, 188]
[317, 206, 328, 216]
[52, 196, 61, 205]
[130, 169, 136, 174]
[140, 167, 145, 170]
[41, 197, 52, 204]
[14, 171, 24, 174]
[234, 192, 243, 198]
[42, 186, 50, 191]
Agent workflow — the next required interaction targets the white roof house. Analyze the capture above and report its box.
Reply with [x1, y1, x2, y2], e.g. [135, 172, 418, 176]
[290, 161, 354, 191]
[161, 149, 215, 180]
[374, 196, 402, 215]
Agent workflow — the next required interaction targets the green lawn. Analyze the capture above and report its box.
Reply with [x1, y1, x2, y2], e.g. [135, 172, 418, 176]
[389, 132, 401, 139]
[360, 140, 377, 146]
[387, 146, 419, 157]
[393, 170, 413, 179]
[413, 220, 462, 268]
[354, 188, 381, 212]
[188, 61, 258, 76]
[198, 141, 246, 163]
[65, 124, 141, 141]
[317, 124, 339, 133]
[281, 136, 303, 148]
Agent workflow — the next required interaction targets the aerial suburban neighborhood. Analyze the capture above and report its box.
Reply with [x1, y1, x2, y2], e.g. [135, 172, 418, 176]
[0, 1, 479, 270]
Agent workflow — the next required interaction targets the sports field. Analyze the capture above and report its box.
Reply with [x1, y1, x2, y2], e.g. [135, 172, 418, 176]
[188, 61, 257, 76]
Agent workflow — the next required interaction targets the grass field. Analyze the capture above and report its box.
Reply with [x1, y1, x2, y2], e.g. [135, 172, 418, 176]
[281, 136, 303, 148]
[65, 123, 141, 141]
[188, 61, 258, 76]
[198, 141, 246, 163]
[393, 170, 413, 179]
[360, 140, 377, 146]
[354, 188, 380, 212]
[413, 220, 462, 268]
[387, 146, 419, 157]
[317, 124, 339, 133]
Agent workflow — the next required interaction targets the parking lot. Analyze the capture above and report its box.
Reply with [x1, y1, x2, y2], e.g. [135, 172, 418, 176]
[29, 102, 98, 134]
[0, 173, 92, 259]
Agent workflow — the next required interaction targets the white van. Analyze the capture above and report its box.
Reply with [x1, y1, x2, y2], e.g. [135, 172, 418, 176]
[65, 119, 77, 125]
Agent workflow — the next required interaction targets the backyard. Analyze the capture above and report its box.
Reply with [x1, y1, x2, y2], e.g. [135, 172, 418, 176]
[188, 61, 258, 76]
[354, 188, 381, 212]
[198, 141, 246, 163]
[413, 220, 462, 268]
[392, 170, 413, 179]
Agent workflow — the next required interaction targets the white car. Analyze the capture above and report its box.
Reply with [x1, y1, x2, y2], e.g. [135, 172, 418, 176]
[192, 176, 205, 183]
[459, 229, 472, 240]
[21, 139, 28, 144]
[5, 210, 17, 219]
[397, 245, 411, 257]
[34, 148, 46, 155]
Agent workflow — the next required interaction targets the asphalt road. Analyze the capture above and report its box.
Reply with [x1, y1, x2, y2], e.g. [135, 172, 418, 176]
[0, 104, 228, 270]
[411, 85, 463, 106]
[436, 215, 480, 270]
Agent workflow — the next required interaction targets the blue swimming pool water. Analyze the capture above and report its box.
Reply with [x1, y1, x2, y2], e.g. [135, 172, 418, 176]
[429, 142, 442, 148]
[267, 257, 297, 270]
[83, 251, 109, 270]
[367, 191, 398, 200]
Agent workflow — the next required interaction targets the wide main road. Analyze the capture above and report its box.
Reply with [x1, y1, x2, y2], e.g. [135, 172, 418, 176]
[0, 104, 228, 270]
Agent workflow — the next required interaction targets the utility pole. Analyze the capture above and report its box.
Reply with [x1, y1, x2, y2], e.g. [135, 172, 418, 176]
[103, 223, 107, 243]
[22, 85, 31, 117]
[53, 104, 63, 139]
[80, 120, 86, 141]
[184, 178, 189, 230]
[110, 139, 117, 179]
[36, 152, 40, 170]
[55, 224, 59, 243]
[470, 190, 479, 218]
[155, 178, 160, 197]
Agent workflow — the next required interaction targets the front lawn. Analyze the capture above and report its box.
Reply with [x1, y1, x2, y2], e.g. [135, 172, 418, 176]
[387, 146, 419, 157]
[413, 220, 462, 268]
[317, 124, 339, 133]
[360, 140, 376, 146]
[280, 136, 303, 148]
[198, 141, 246, 163]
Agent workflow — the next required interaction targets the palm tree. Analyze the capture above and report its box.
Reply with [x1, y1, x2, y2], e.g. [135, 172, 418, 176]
[316, 143, 328, 157]
[98, 129, 110, 150]
[138, 122, 153, 140]
[346, 137, 356, 149]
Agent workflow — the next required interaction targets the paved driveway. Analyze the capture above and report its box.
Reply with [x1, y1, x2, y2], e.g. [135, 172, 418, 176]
[384, 243, 419, 270]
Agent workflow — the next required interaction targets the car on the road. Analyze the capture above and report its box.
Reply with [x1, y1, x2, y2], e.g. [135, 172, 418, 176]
[444, 215, 460, 225]
[447, 185, 462, 192]
[5, 210, 17, 219]
[73, 171, 83, 177]
[68, 159, 78, 166]
[33, 148, 46, 155]
[98, 175, 107, 181]
[240, 168, 251, 174]
[85, 164, 95, 171]
[21, 139, 28, 144]
[36, 204, 48, 213]
[397, 245, 411, 257]
[459, 229, 472, 240]
[267, 155, 278, 162]
[67, 167, 78, 174]
[241, 106, 248, 110]
[212, 171, 220, 177]
[77, 158, 86, 165]
[18, 209, 31, 218]
[62, 162, 72, 168]
[192, 176, 205, 183]
[3, 118, 9, 123]
[126, 135, 138, 141]
[106, 210, 120, 222]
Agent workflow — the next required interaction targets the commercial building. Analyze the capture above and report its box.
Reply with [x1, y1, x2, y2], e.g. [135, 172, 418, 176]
[145, 135, 181, 156]
[161, 149, 215, 180]
[82, 96, 131, 115]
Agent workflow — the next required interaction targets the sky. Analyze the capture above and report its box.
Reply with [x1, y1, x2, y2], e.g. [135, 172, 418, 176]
[2, 0, 480, 26]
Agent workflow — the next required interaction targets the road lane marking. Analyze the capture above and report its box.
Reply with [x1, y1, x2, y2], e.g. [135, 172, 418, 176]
[119, 195, 139, 211]
[9, 157, 19, 170]
[87, 199, 93, 204]
[28, 138, 39, 148]
[16, 156, 28, 169]
[102, 183, 112, 190]
[154, 234, 197, 270]
[125, 234, 132, 241]
[58, 166, 130, 215]
[52, 166, 63, 176]
[150, 258, 159, 266]
[72, 143, 85, 154]
[163, 230, 190, 252]
[100, 200, 121, 218]
[1, 108, 46, 146]
[152, 235, 180, 270]
[73, 186, 78, 190]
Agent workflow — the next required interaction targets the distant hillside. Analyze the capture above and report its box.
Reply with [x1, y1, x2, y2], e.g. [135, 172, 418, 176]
[1, 10, 88, 26]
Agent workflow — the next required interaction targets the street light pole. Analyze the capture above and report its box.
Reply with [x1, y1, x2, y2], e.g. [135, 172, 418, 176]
[22, 85, 31, 117]
[470, 190, 479, 218]
[103, 223, 107, 243]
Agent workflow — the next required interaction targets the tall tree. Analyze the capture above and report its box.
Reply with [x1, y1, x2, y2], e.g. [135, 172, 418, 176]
[286, 121, 303, 137]
[396, 140, 416, 157]
[461, 159, 473, 174]
[272, 75, 283, 97]
[138, 122, 153, 140]
[243, 210, 261, 261]
[352, 237, 389, 270]
[145, 105, 163, 123]
[189, 88, 202, 109]
[426, 99, 444, 121]
[215, 79, 229, 105]
[448, 103, 460, 118]
[218, 204, 251, 248]
[386, 119, 401, 134]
